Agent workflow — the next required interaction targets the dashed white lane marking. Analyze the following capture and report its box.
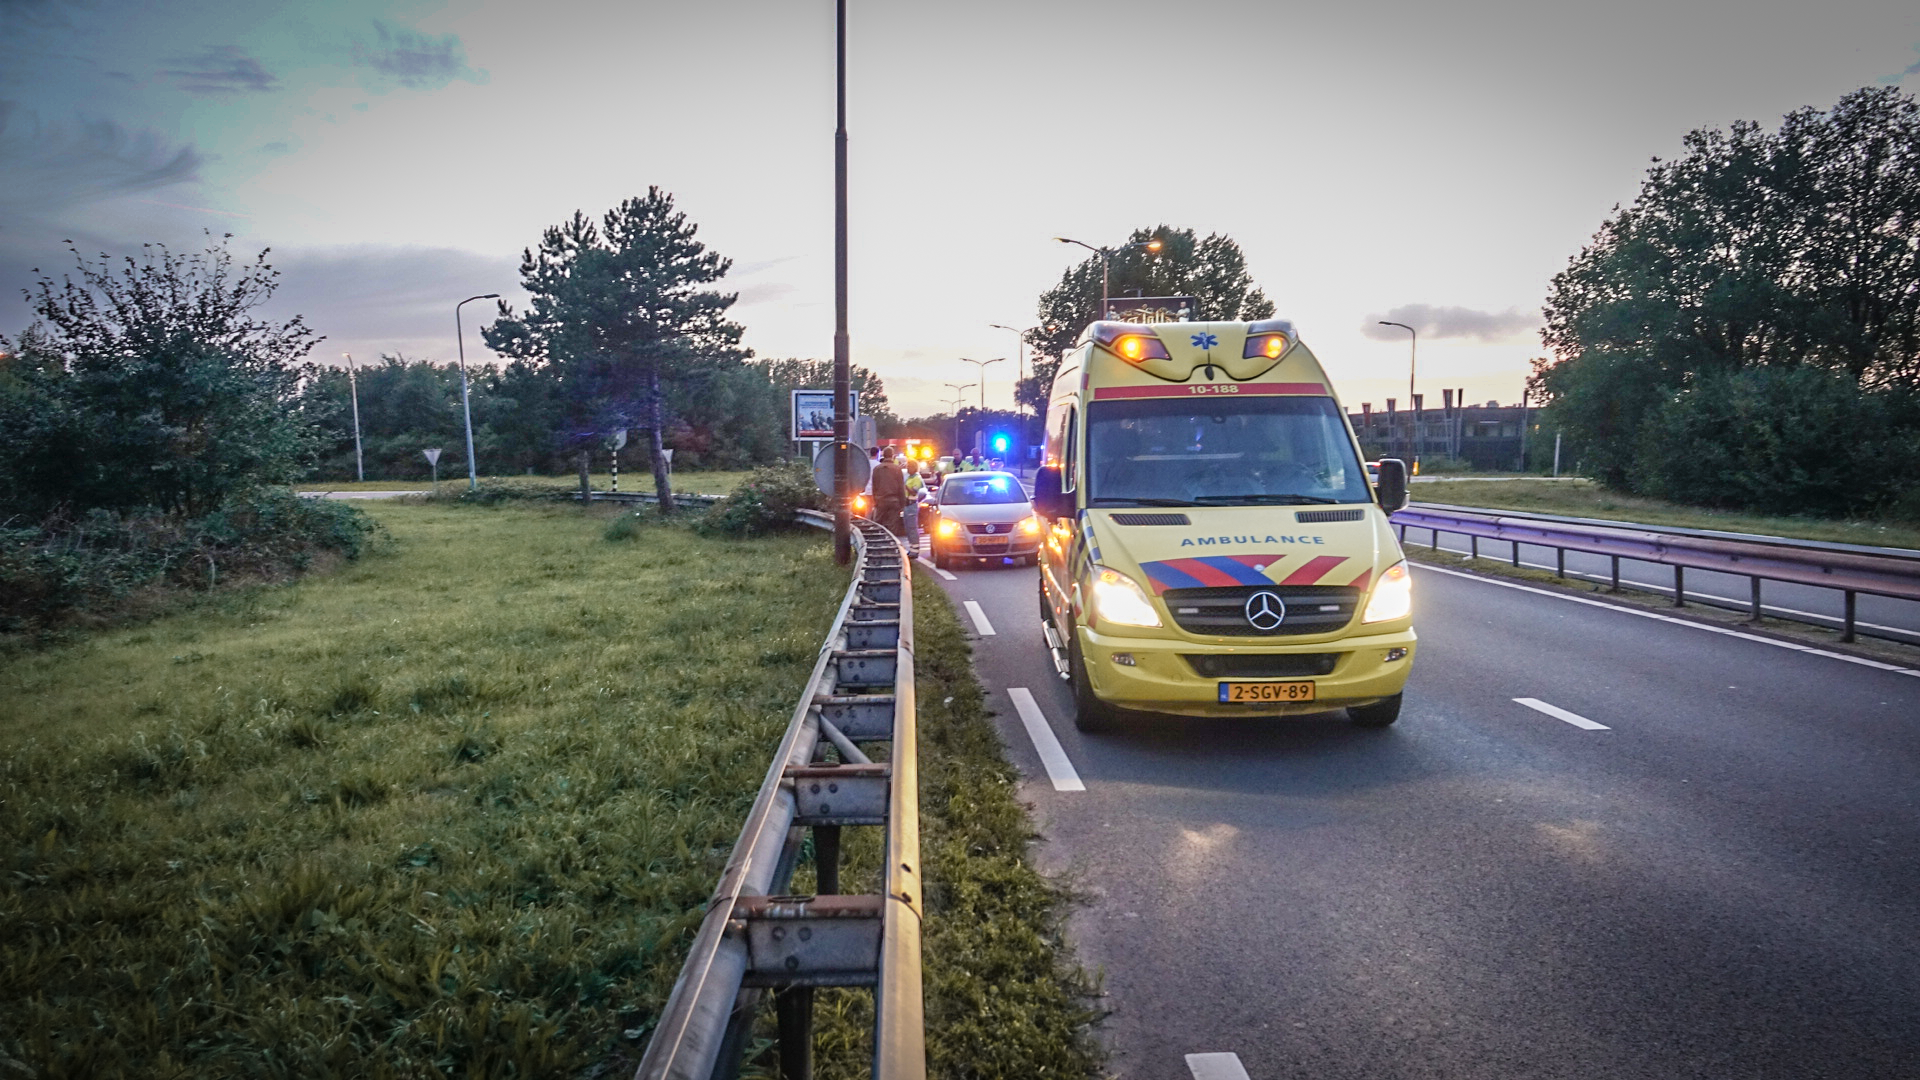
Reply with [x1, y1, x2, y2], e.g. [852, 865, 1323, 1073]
[1007, 687, 1085, 792]
[1415, 563, 1920, 679]
[963, 600, 997, 636]
[917, 557, 957, 581]
[1186, 1052, 1252, 1080]
[1514, 697, 1611, 730]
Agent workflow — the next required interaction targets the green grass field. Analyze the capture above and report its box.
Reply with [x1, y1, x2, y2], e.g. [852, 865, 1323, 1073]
[1413, 478, 1920, 551]
[295, 470, 753, 497]
[0, 503, 1098, 1078]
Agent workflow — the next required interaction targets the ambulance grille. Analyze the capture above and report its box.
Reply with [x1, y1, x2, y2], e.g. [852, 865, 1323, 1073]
[1295, 509, 1367, 523]
[1161, 585, 1360, 637]
[1109, 513, 1191, 526]
[1184, 653, 1339, 678]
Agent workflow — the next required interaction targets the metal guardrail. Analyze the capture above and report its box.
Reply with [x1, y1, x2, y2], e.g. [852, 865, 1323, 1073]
[1392, 505, 1920, 643]
[634, 513, 923, 1080]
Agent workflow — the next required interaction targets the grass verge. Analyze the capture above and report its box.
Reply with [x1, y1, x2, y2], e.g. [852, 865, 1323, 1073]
[1405, 545, 1920, 670]
[1411, 478, 1920, 551]
[1, 502, 845, 1078]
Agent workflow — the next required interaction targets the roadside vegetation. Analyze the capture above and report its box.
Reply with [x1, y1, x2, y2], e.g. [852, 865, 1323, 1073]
[1533, 85, 1920, 523]
[1411, 478, 1920, 552]
[1, 501, 1099, 1078]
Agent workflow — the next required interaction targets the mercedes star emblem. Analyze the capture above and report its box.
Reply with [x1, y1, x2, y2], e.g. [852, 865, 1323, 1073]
[1244, 590, 1286, 631]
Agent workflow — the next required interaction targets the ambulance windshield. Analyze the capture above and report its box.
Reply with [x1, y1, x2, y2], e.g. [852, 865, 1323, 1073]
[1085, 396, 1371, 507]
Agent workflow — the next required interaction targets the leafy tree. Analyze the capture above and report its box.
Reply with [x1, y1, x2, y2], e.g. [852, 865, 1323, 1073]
[1018, 225, 1275, 415]
[484, 188, 746, 510]
[1535, 86, 1920, 494]
[0, 236, 320, 516]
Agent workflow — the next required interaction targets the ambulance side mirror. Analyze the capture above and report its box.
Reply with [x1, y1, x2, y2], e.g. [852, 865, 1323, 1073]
[1375, 458, 1410, 513]
[1032, 465, 1069, 518]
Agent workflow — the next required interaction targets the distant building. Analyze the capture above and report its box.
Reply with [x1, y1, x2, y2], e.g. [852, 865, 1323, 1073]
[1350, 396, 1535, 470]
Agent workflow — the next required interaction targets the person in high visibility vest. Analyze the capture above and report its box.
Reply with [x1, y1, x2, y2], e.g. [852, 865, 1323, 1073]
[903, 464, 926, 550]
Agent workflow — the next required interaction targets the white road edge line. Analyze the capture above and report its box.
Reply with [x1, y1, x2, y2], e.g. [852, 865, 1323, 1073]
[917, 557, 957, 581]
[1007, 688, 1085, 792]
[1514, 697, 1611, 730]
[1414, 563, 1920, 678]
[1186, 1052, 1252, 1080]
[963, 600, 997, 636]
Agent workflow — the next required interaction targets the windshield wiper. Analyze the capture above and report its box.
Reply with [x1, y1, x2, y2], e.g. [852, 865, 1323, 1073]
[1191, 493, 1343, 505]
[1089, 497, 1201, 507]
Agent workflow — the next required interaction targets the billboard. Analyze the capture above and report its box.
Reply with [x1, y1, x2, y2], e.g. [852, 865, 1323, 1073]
[791, 389, 860, 441]
[1100, 295, 1200, 323]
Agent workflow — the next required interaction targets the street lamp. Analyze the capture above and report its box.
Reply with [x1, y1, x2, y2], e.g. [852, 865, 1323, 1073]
[944, 382, 974, 454]
[1378, 320, 1417, 461]
[1054, 236, 1163, 318]
[958, 357, 1002, 409]
[343, 353, 364, 483]
[455, 293, 500, 491]
[988, 322, 1056, 416]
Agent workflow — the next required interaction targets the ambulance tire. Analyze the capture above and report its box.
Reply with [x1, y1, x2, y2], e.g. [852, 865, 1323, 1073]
[1347, 694, 1402, 728]
[1068, 630, 1118, 733]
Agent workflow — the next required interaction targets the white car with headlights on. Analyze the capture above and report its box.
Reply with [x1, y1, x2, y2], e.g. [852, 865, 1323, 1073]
[930, 471, 1044, 569]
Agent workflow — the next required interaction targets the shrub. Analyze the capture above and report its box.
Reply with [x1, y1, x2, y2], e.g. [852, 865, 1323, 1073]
[1631, 366, 1920, 517]
[0, 489, 380, 633]
[697, 461, 826, 537]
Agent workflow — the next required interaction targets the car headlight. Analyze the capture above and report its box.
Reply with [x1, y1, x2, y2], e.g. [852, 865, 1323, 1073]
[1362, 561, 1412, 623]
[1091, 566, 1161, 628]
[936, 519, 960, 538]
[1021, 515, 1043, 535]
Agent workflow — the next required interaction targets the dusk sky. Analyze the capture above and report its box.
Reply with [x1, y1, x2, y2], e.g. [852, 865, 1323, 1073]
[5, 0, 1918, 418]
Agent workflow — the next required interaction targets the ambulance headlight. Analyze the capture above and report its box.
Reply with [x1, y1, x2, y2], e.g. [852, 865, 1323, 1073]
[1091, 566, 1161, 628]
[1113, 334, 1171, 362]
[1362, 561, 1412, 623]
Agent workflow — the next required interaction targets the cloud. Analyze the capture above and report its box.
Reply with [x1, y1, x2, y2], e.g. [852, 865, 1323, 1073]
[163, 45, 279, 95]
[1361, 303, 1538, 343]
[351, 20, 485, 91]
[1880, 44, 1920, 85]
[255, 244, 522, 360]
[0, 106, 203, 214]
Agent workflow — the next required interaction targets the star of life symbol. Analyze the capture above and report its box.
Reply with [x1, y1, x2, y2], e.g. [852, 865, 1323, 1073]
[1244, 590, 1286, 631]
[1191, 332, 1219, 349]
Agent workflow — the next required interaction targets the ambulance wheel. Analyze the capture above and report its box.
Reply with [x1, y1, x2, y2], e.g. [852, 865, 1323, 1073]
[1068, 631, 1118, 733]
[1347, 694, 1402, 728]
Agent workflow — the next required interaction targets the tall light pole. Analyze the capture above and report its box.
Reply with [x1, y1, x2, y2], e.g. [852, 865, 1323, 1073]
[343, 353, 364, 483]
[957, 357, 1002, 410]
[988, 323, 1055, 416]
[455, 293, 500, 491]
[1054, 236, 1162, 319]
[1378, 320, 1417, 462]
[831, 0, 853, 565]
[944, 382, 973, 454]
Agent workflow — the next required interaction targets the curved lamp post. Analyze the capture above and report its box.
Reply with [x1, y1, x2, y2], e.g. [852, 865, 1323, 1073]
[456, 293, 500, 491]
[1378, 320, 1417, 461]
[958, 357, 1003, 410]
[1053, 236, 1162, 318]
[944, 382, 974, 454]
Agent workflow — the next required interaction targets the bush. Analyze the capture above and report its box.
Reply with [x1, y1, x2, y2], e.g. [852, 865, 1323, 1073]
[697, 461, 825, 537]
[0, 489, 380, 633]
[1631, 366, 1920, 517]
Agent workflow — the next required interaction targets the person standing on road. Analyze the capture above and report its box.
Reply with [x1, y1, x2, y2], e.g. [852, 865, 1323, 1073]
[871, 445, 907, 538]
[903, 462, 926, 552]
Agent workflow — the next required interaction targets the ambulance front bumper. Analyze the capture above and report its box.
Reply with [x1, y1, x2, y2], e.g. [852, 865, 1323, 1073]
[1077, 623, 1416, 718]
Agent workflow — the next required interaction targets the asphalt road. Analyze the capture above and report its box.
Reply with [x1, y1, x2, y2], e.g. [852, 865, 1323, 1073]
[920, 542, 1920, 1079]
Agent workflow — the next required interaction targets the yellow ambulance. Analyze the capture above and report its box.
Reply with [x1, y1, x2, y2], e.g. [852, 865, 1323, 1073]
[1032, 317, 1415, 731]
